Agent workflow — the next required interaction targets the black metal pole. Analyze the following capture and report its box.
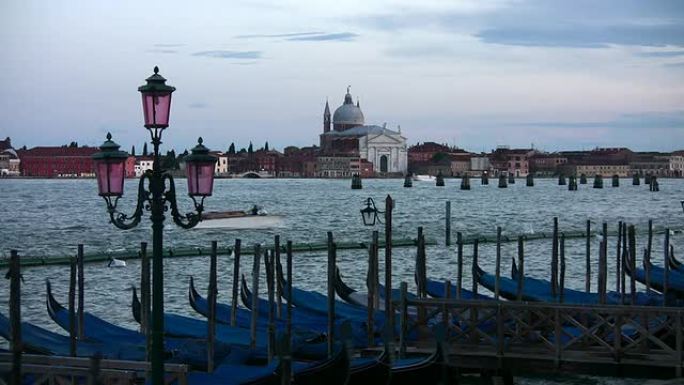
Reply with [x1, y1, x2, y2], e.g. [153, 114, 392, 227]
[150, 133, 166, 385]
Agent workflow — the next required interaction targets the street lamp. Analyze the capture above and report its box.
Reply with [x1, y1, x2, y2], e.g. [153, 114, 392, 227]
[360, 197, 383, 226]
[93, 66, 216, 385]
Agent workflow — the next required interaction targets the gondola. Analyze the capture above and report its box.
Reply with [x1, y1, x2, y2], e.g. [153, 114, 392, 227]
[389, 346, 445, 385]
[132, 287, 329, 359]
[423, 277, 492, 300]
[46, 280, 232, 369]
[348, 350, 390, 385]
[0, 312, 147, 360]
[510, 260, 664, 306]
[667, 252, 684, 275]
[625, 253, 684, 298]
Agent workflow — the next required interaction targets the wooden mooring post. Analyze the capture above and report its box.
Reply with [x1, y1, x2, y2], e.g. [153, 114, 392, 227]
[585, 220, 591, 293]
[250, 244, 261, 349]
[621, 224, 628, 302]
[599, 223, 608, 304]
[384, 195, 394, 346]
[77, 244, 84, 339]
[265, 249, 276, 363]
[628, 225, 637, 305]
[327, 232, 336, 358]
[403, 174, 412, 188]
[594, 174, 603, 189]
[456, 232, 463, 299]
[580, 173, 587, 184]
[646, 220, 653, 294]
[495, 226, 502, 300]
[645, 173, 652, 185]
[207, 241, 217, 372]
[436, 171, 445, 186]
[650, 176, 659, 192]
[632, 173, 640, 185]
[612, 174, 620, 187]
[616, 221, 623, 295]
[351, 174, 362, 189]
[9, 250, 21, 385]
[398, 282, 408, 358]
[559, 233, 566, 303]
[517, 236, 524, 301]
[508, 173, 515, 184]
[461, 173, 471, 190]
[274, 236, 282, 319]
[482, 172, 489, 185]
[367, 232, 377, 347]
[286, 241, 293, 343]
[568, 175, 577, 190]
[664, 229, 670, 305]
[526, 173, 534, 187]
[69, 257, 77, 357]
[551, 218, 559, 298]
[230, 239, 241, 327]
[445, 201, 451, 246]
[558, 173, 566, 185]
[498, 175, 507, 188]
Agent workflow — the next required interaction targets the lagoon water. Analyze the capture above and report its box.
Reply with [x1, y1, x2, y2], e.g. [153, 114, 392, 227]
[1, 177, 682, 384]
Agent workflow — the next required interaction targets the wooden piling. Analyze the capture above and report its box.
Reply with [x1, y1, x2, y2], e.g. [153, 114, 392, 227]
[517, 236, 524, 301]
[508, 173, 515, 184]
[274, 236, 282, 319]
[443, 280, 451, 327]
[558, 174, 566, 185]
[594, 174, 603, 189]
[69, 257, 77, 357]
[472, 240, 479, 295]
[526, 173, 534, 187]
[628, 225, 637, 305]
[457, 232, 463, 299]
[632, 173, 640, 185]
[585, 220, 591, 293]
[650, 176, 659, 192]
[207, 241, 217, 372]
[367, 233, 376, 347]
[580, 173, 587, 184]
[664, 229, 670, 305]
[498, 174, 507, 188]
[399, 282, 408, 358]
[250, 244, 261, 349]
[568, 175, 577, 190]
[265, 249, 276, 363]
[646, 220, 653, 294]
[621, 224, 628, 302]
[461, 172, 471, 190]
[559, 234, 566, 303]
[616, 221, 622, 295]
[436, 171, 445, 186]
[384, 195, 394, 345]
[140, 242, 150, 340]
[403, 174, 413, 188]
[495, 226, 502, 300]
[645, 173, 652, 185]
[371, 231, 380, 311]
[77, 244, 84, 339]
[445, 202, 451, 246]
[612, 175, 619, 187]
[482, 172, 489, 185]
[286, 241, 293, 344]
[230, 239, 241, 327]
[89, 353, 102, 385]
[327, 232, 336, 358]
[9, 250, 21, 385]
[351, 174, 362, 189]
[599, 223, 608, 304]
[551, 218, 559, 298]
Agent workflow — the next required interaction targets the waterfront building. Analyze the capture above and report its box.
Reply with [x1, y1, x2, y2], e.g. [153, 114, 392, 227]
[449, 153, 472, 176]
[0, 137, 12, 151]
[318, 87, 407, 176]
[565, 162, 630, 177]
[529, 153, 568, 176]
[135, 156, 154, 177]
[213, 152, 229, 176]
[670, 151, 684, 177]
[17, 146, 99, 177]
[630, 152, 672, 177]
[470, 155, 492, 177]
[0, 148, 20, 176]
[408, 142, 452, 163]
[490, 147, 535, 177]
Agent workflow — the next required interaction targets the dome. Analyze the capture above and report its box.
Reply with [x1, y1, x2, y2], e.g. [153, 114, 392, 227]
[332, 88, 364, 130]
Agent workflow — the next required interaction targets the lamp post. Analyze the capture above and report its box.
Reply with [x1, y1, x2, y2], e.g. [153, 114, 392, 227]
[92, 67, 217, 385]
[360, 197, 383, 226]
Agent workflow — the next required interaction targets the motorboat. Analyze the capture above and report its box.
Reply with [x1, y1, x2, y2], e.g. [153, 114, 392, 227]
[412, 175, 435, 182]
[195, 206, 284, 229]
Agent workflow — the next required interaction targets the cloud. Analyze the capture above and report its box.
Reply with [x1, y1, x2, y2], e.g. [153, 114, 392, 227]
[188, 102, 208, 109]
[286, 32, 358, 41]
[636, 50, 684, 57]
[514, 111, 684, 130]
[154, 43, 185, 48]
[192, 50, 262, 59]
[147, 49, 178, 54]
[235, 32, 325, 39]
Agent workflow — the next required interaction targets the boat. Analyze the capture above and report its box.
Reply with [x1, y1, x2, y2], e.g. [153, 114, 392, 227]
[0, 312, 146, 361]
[412, 175, 435, 182]
[348, 350, 390, 385]
[423, 277, 492, 301]
[625, 253, 684, 299]
[667, 252, 684, 275]
[196, 207, 284, 229]
[389, 346, 445, 385]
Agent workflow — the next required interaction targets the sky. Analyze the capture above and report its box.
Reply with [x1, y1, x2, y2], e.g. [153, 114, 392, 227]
[1, 0, 683, 153]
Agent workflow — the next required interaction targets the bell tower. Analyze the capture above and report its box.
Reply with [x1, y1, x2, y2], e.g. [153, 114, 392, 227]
[323, 99, 331, 133]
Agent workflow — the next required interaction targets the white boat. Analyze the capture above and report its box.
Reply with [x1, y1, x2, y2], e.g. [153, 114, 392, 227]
[413, 174, 435, 182]
[195, 209, 284, 229]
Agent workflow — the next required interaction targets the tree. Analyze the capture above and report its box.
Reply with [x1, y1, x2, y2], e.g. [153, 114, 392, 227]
[248, 141, 253, 155]
[228, 142, 235, 154]
[130, 145, 136, 156]
[264, 141, 269, 151]
[432, 152, 449, 163]
[69, 141, 78, 148]
[142, 143, 148, 157]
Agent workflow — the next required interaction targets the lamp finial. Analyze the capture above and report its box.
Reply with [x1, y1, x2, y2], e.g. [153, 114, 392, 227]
[106, 132, 112, 140]
[154, 66, 159, 74]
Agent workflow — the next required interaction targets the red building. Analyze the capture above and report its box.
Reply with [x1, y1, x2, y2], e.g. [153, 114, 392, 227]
[18, 146, 100, 177]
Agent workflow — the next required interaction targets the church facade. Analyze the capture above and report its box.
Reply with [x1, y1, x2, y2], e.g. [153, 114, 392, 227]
[319, 88, 407, 175]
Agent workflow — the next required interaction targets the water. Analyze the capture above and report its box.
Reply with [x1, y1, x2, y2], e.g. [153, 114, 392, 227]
[0, 178, 682, 383]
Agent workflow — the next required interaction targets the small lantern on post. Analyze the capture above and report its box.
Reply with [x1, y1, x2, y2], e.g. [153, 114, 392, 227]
[361, 197, 383, 226]
[93, 133, 129, 197]
[185, 138, 217, 197]
[138, 66, 176, 130]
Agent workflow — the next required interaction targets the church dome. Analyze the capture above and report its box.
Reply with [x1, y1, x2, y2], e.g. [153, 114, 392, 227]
[333, 88, 364, 130]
